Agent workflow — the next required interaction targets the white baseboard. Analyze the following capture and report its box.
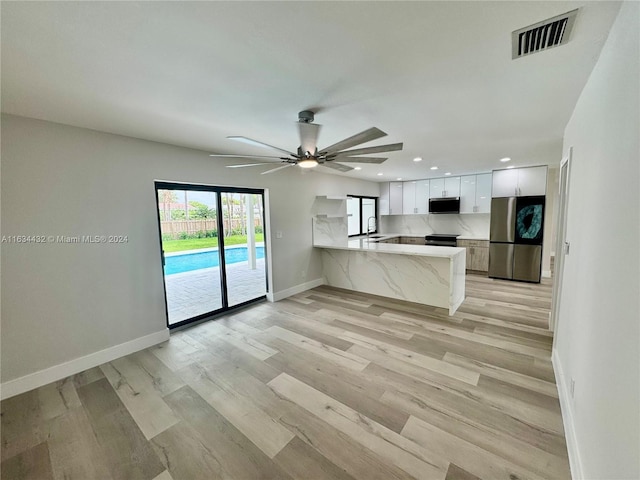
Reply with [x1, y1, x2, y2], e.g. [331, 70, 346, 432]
[1, 329, 170, 400]
[266, 277, 325, 302]
[552, 349, 583, 480]
[542, 270, 552, 278]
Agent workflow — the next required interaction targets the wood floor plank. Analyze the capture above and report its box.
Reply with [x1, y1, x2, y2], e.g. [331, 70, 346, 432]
[201, 321, 279, 360]
[265, 338, 409, 433]
[1, 390, 46, 462]
[273, 436, 356, 480]
[380, 388, 569, 479]
[266, 325, 370, 371]
[0, 442, 54, 480]
[379, 384, 567, 457]
[401, 415, 547, 480]
[344, 331, 480, 385]
[442, 352, 559, 398]
[71, 366, 105, 387]
[177, 363, 294, 458]
[160, 386, 293, 479]
[128, 349, 186, 397]
[268, 372, 448, 480]
[100, 360, 179, 440]
[76, 378, 165, 480]
[276, 397, 415, 480]
[445, 463, 482, 480]
[47, 407, 115, 480]
[185, 327, 282, 383]
[151, 422, 227, 479]
[37, 377, 82, 421]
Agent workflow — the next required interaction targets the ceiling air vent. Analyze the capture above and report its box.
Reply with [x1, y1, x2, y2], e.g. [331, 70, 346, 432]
[512, 9, 578, 59]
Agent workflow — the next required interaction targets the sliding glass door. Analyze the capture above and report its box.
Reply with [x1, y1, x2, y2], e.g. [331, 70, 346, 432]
[155, 183, 267, 328]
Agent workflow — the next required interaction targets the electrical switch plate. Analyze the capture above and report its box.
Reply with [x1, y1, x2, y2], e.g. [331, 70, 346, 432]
[276, 231, 283, 239]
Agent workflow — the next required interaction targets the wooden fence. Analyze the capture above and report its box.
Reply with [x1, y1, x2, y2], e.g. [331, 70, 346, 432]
[160, 219, 261, 239]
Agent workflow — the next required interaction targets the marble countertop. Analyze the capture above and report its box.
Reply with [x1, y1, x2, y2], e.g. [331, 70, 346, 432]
[455, 235, 490, 241]
[314, 238, 464, 259]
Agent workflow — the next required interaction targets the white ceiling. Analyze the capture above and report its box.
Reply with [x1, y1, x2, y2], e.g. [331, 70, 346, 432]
[1, 1, 621, 181]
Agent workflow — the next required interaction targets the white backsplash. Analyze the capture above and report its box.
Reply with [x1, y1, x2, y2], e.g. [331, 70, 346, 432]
[312, 216, 347, 245]
[380, 213, 490, 237]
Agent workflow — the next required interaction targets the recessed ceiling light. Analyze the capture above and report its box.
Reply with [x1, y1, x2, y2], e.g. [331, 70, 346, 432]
[444, 172, 452, 176]
[354, 167, 362, 170]
[500, 157, 511, 163]
[430, 166, 438, 170]
[506, 165, 515, 169]
[377, 172, 383, 176]
[396, 177, 402, 181]
[413, 157, 422, 162]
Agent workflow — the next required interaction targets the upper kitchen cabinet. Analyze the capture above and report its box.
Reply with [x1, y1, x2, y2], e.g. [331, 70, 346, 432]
[460, 173, 492, 213]
[492, 166, 548, 197]
[379, 181, 404, 215]
[402, 179, 429, 214]
[430, 177, 460, 198]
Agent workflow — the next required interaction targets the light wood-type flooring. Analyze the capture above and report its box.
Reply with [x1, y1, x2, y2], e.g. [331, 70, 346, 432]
[1, 274, 570, 480]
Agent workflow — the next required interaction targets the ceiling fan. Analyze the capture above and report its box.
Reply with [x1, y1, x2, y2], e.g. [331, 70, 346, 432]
[209, 110, 403, 175]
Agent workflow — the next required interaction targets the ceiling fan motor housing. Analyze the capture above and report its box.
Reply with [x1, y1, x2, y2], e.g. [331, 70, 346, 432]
[298, 110, 315, 123]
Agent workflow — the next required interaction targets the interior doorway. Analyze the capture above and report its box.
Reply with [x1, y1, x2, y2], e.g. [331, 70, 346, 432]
[155, 182, 267, 329]
[550, 148, 572, 333]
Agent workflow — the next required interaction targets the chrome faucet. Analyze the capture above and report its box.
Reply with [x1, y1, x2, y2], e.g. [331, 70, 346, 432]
[366, 216, 377, 238]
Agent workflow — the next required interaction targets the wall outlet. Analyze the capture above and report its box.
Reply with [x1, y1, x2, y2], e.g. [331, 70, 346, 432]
[301, 270, 306, 279]
[570, 378, 576, 398]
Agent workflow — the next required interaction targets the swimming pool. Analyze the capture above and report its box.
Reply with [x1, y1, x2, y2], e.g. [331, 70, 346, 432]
[164, 246, 265, 275]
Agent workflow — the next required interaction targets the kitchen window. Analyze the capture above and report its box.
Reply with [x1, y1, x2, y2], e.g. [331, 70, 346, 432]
[347, 196, 378, 236]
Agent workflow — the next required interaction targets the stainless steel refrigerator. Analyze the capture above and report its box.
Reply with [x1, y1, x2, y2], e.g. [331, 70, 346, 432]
[489, 196, 545, 283]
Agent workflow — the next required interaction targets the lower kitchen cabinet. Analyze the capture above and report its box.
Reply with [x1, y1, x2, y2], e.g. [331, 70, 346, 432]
[457, 239, 489, 272]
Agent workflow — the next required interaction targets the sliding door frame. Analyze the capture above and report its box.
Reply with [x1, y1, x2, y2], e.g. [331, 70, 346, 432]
[154, 181, 268, 330]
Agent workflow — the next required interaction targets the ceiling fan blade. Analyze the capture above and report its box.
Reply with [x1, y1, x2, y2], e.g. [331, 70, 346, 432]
[227, 136, 296, 157]
[298, 122, 322, 154]
[226, 163, 270, 168]
[321, 162, 353, 172]
[320, 127, 387, 154]
[261, 163, 295, 175]
[332, 156, 387, 164]
[329, 142, 403, 158]
[209, 153, 285, 160]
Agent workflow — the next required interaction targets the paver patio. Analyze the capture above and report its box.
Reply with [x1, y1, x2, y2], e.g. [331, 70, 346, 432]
[164, 257, 267, 325]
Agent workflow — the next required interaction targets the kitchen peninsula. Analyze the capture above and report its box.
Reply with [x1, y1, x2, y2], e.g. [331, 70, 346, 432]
[313, 232, 466, 315]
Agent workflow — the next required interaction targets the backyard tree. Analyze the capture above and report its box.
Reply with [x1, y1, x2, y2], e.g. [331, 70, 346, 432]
[158, 189, 177, 220]
[189, 201, 216, 219]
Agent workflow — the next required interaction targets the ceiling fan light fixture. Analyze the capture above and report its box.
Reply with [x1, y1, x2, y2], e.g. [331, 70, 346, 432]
[298, 158, 318, 169]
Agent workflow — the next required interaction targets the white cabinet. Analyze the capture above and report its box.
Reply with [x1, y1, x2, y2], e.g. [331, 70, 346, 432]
[445, 177, 461, 197]
[492, 166, 547, 197]
[380, 182, 403, 215]
[415, 180, 430, 214]
[430, 177, 460, 198]
[429, 178, 444, 198]
[518, 166, 548, 196]
[402, 180, 430, 214]
[402, 181, 416, 215]
[460, 173, 492, 213]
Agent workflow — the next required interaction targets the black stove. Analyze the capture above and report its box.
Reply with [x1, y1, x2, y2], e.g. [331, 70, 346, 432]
[424, 234, 458, 247]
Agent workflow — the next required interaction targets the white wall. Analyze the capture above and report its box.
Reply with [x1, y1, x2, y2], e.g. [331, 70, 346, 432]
[554, 2, 639, 479]
[0, 114, 379, 386]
